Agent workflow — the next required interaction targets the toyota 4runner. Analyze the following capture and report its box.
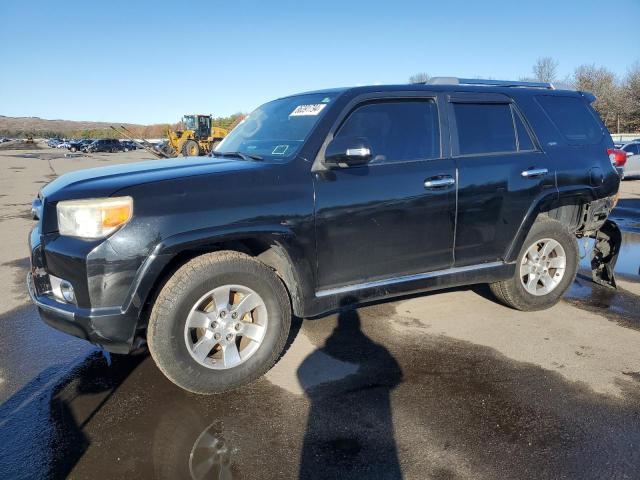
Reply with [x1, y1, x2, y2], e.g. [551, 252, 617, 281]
[27, 78, 621, 394]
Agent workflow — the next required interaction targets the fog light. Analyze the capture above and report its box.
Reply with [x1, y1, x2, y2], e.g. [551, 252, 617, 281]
[49, 275, 76, 304]
[60, 281, 75, 303]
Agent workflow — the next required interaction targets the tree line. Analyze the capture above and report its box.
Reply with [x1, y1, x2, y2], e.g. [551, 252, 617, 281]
[410, 58, 640, 133]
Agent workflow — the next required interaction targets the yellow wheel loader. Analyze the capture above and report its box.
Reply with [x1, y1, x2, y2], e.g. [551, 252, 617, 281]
[162, 114, 229, 157]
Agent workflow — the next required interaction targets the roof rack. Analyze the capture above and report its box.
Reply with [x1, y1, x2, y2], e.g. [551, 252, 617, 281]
[426, 77, 555, 90]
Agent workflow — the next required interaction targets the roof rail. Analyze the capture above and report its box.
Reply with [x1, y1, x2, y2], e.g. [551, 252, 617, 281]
[427, 77, 555, 90]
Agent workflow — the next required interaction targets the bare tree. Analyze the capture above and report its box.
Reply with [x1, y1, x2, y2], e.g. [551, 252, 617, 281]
[621, 62, 640, 132]
[408, 72, 430, 84]
[571, 64, 623, 132]
[532, 57, 558, 83]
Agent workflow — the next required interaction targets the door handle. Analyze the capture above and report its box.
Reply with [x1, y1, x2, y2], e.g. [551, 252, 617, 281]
[424, 176, 456, 189]
[521, 168, 548, 178]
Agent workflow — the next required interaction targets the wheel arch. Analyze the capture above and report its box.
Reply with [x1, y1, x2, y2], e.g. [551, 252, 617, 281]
[504, 187, 601, 263]
[134, 230, 310, 330]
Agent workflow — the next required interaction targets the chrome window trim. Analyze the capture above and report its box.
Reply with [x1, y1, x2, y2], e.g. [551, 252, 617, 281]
[315, 261, 503, 298]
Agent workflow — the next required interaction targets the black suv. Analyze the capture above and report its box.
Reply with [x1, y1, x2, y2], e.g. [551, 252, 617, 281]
[83, 138, 121, 153]
[27, 78, 620, 394]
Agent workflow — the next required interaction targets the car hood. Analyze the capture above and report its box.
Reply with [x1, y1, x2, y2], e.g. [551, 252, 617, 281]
[42, 156, 268, 202]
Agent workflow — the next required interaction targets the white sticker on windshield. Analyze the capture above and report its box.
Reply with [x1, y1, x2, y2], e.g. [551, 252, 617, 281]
[289, 104, 326, 116]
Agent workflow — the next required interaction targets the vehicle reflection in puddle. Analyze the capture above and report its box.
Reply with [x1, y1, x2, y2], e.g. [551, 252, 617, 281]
[188, 421, 236, 480]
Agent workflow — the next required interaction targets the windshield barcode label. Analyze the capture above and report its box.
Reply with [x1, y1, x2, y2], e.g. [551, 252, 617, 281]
[289, 104, 326, 116]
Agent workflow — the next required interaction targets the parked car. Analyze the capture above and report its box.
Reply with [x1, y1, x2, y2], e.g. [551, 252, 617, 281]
[83, 139, 122, 153]
[120, 140, 138, 152]
[67, 139, 93, 152]
[56, 140, 71, 149]
[618, 142, 640, 178]
[47, 138, 63, 148]
[27, 78, 620, 394]
[0, 137, 11, 143]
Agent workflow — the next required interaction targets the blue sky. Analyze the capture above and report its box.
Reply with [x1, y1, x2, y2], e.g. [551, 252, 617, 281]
[1, 0, 638, 124]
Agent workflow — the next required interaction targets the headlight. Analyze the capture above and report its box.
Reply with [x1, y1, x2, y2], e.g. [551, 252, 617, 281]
[57, 196, 133, 239]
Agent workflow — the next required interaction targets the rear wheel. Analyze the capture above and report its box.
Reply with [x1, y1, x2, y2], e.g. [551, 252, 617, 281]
[490, 218, 578, 311]
[147, 251, 291, 394]
[182, 140, 200, 156]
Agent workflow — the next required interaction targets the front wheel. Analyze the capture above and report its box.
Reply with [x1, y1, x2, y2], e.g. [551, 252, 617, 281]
[182, 140, 200, 156]
[147, 251, 291, 394]
[490, 218, 578, 311]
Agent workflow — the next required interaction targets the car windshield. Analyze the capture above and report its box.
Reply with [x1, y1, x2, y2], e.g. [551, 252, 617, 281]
[214, 93, 335, 159]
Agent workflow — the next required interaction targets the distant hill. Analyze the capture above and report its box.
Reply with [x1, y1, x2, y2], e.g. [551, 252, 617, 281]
[0, 115, 167, 139]
[0, 113, 245, 139]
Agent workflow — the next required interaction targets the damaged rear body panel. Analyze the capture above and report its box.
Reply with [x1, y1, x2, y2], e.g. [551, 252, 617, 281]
[591, 219, 622, 288]
[578, 196, 622, 289]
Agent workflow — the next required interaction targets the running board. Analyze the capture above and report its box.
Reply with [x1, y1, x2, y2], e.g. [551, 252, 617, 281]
[315, 262, 504, 298]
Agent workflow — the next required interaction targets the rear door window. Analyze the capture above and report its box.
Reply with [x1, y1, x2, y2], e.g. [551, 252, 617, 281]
[536, 95, 604, 145]
[452, 103, 516, 155]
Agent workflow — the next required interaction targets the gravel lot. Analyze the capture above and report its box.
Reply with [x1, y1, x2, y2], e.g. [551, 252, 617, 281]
[0, 144, 639, 479]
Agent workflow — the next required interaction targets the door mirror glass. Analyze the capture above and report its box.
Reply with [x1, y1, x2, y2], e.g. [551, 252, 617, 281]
[324, 136, 372, 167]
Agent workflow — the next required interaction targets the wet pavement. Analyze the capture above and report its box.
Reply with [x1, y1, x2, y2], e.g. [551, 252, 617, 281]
[1, 147, 639, 479]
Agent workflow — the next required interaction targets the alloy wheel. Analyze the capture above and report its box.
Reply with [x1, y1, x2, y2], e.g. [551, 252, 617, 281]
[519, 238, 567, 296]
[184, 284, 268, 369]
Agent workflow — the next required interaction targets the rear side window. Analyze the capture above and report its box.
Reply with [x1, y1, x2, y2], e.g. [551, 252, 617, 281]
[536, 95, 603, 145]
[453, 103, 516, 155]
[336, 100, 440, 163]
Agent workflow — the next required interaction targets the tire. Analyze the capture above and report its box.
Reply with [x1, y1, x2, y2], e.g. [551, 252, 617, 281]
[490, 217, 578, 311]
[147, 251, 291, 394]
[182, 140, 200, 156]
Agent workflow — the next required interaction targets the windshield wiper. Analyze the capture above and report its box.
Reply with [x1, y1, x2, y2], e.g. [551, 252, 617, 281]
[212, 151, 263, 161]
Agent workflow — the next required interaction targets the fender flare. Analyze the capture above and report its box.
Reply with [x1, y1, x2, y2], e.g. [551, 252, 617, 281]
[121, 224, 313, 322]
[504, 186, 598, 263]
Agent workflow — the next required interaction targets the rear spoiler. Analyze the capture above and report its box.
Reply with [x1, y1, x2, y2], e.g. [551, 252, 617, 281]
[580, 91, 597, 103]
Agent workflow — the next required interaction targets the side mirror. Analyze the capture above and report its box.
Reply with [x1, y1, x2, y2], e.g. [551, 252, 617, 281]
[324, 136, 372, 167]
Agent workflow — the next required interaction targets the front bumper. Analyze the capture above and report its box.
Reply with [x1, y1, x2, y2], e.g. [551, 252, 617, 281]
[27, 272, 137, 354]
[27, 221, 142, 354]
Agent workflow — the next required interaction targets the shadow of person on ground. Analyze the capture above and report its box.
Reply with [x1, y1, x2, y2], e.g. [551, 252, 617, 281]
[298, 297, 403, 479]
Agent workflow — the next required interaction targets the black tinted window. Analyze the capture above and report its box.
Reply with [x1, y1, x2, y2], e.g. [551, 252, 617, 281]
[336, 100, 440, 163]
[453, 103, 516, 155]
[623, 144, 639, 154]
[514, 110, 535, 151]
[537, 95, 603, 145]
